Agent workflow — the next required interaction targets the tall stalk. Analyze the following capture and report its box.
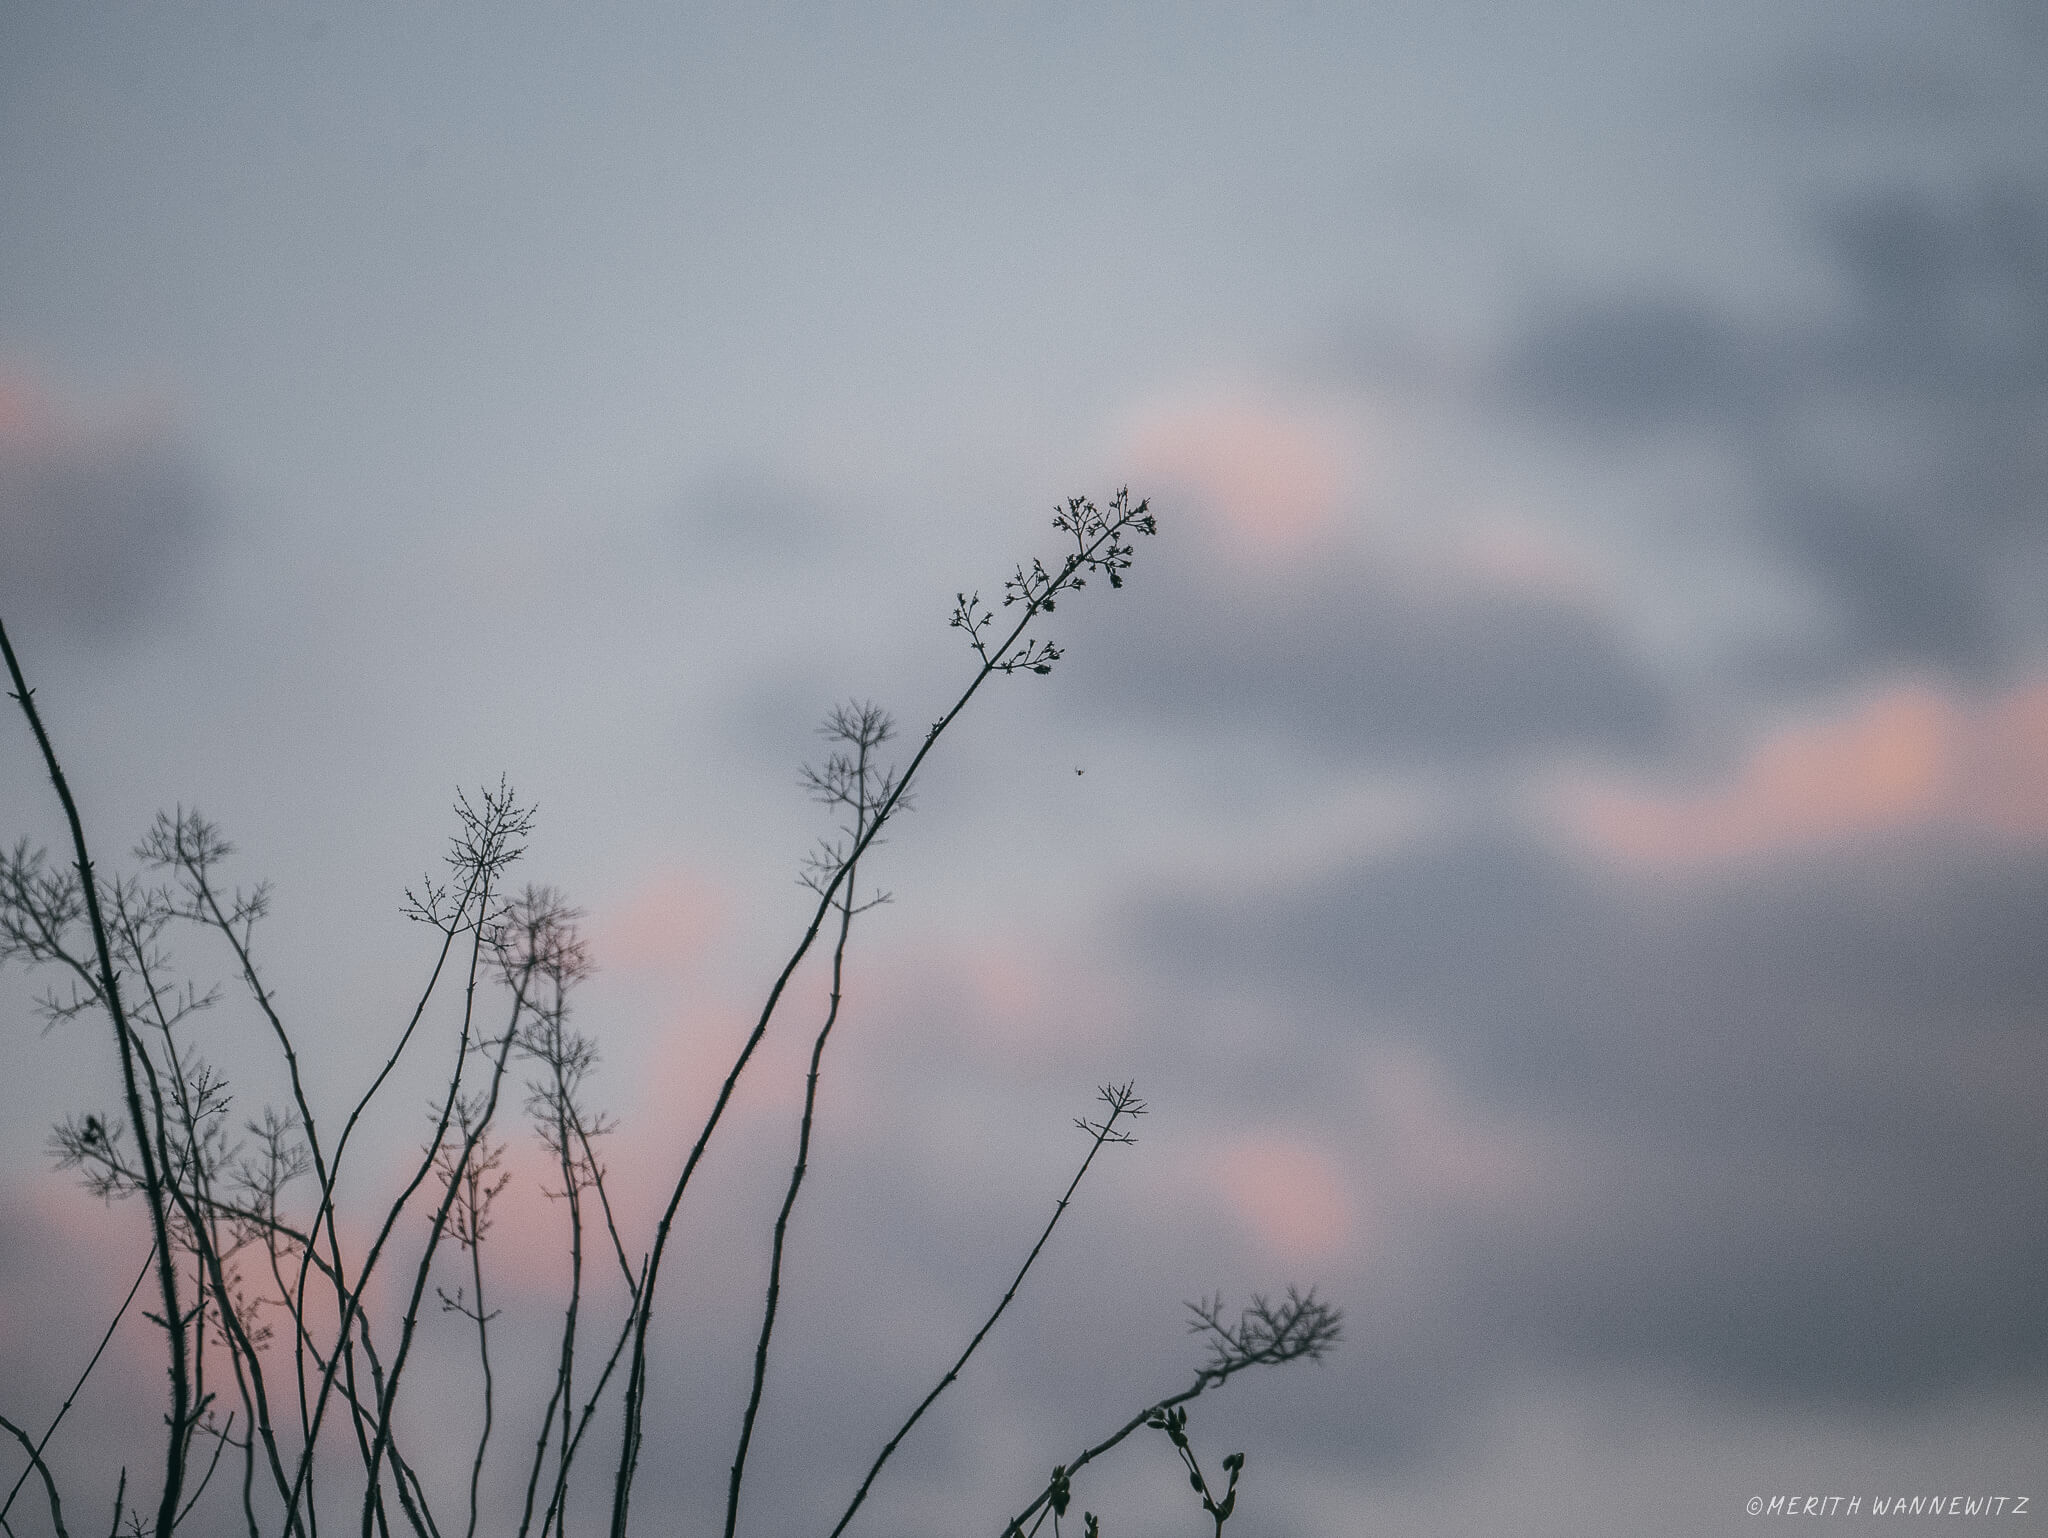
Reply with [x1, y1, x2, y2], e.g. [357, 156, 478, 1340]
[2, 614, 191, 1538]
[608, 493, 1156, 1536]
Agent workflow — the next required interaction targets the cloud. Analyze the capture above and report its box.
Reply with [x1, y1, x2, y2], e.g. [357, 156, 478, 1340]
[1560, 676, 2048, 865]
[1503, 297, 1771, 433]
[1065, 532, 1671, 766]
[1140, 819, 2048, 1410]
[674, 463, 842, 564]
[594, 866, 727, 974]
[1121, 393, 1355, 558]
[0, 1183, 165, 1504]
[1767, 46, 1979, 126]
[0, 369, 212, 643]
[1214, 1132, 1357, 1266]
[1497, 177, 2048, 685]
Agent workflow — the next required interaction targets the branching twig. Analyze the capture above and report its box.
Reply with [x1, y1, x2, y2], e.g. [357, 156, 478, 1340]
[0, 495, 1341, 1538]
[831, 1083, 1147, 1538]
[725, 705, 892, 1538]
[0, 1244, 152, 1527]
[0, 1411, 70, 1538]
[609, 493, 1157, 1537]
[999, 1289, 1342, 1538]
[2, 615, 191, 1538]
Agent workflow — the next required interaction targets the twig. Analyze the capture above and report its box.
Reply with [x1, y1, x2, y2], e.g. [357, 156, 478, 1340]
[998, 1289, 1342, 1538]
[0, 1244, 152, 1525]
[0, 1411, 70, 1538]
[725, 706, 891, 1538]
[170, 1412, 233, 1532]
[283, 788, 532, 1538]
[724, 871, 862, 1538]
[830, 1084, 1146, 1538]
[2, 614, 190, 1538]
[609, 494, 1156, 1537]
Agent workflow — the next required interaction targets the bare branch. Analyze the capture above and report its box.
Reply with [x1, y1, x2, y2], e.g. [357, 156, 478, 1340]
[831, 1084, 1147, 1538]
[0, 1410, 71, 1538]
[998, 1289, 1342, 1538]
[3, 614, 192, 1538]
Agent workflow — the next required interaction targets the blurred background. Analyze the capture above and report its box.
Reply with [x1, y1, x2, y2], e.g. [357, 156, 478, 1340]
[3, 2, 2045, 1534]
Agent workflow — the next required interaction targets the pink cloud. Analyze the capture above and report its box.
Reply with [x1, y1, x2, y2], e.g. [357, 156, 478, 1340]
[0, 1179, 184, 1422]
[0, 368, 59, 446]
[1972, 680, 2048, 837]
[843, 932, 1138, 1076]
[1213, 1134, 1357, 1266]
[422, 1133, 603, 1299]
[1121, 392, 1353, 557]
[1452, 514, 1616, 607]
[592, 868, 725, 974]
[0, 362, 178, 453]
[632, 996, 775, 1126]
[1561, 678, 2048, 866]
[1360, 1046, 1547, 1211]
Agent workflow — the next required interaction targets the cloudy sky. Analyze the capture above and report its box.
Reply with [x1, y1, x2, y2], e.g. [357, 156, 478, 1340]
[3, 2, 2046, 1534]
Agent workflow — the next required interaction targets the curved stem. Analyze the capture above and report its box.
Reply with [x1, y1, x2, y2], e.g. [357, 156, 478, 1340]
[0, 1244, 152, 1526]
[0, 1411, 70, 1538]
[725, 848, 863, 1538]
[2, 615, 188, 1538]
[831, 1088, 1142, 1538]
[610, 497, 1152, 1536]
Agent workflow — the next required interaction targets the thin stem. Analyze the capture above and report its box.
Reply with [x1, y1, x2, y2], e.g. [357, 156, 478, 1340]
[286, 871, 478, 1526]
[516, 1008, 592, 1538]
[2, 614, 190, 1538]
[577, 1117, 636, 1294]
[124, 921, 300, 1527]
[282, 869, 511, 1537]
[170, 1411, 234, 1533]
[178, 839, 395, 1494]
[724, 850, 863, 1538]
[0, 1245, 152, 1525]
[0, 1413, 69, 1538]
[358, 960, 531, 1536]
[610, 496, 1153, 1536]
[539, 1259, 645, 1538]
[998, 1290, 1339, 1538]
[831, 1087, 1143, 1538]
[461, 1167, 497, 1538]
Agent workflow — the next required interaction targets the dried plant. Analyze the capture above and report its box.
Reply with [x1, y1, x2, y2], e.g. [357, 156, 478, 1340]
[1000, 1288, 1343, 1538]
[1, 491, 1339, 1538]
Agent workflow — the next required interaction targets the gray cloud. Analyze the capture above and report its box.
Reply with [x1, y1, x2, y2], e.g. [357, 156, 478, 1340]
[0, 418, 210, 643]
[1502, 297, 1774, 433]
[674, 465, 842, 565]
[1068, 540, 1673, 767]
[1145, 825, 2048, 1411]
[1768, 48, 1979, 126]
[1500, 176, 2048, 683]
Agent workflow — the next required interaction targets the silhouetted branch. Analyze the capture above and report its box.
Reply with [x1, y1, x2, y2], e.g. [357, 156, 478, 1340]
[831, 1084, 1147, 1538]
[610, 493, 1158, 1536]
[2, 614, 191, 1538]
[359, 854, 550, 1536]
[0, 1244, 152, 1528]
[433, 1120, 511, 1538]
[999, 1288, 1342, 1538]
[0, 1410, 71, 1538]
[724, 705, 892, 1538]
[2, 492, 1340, 1538]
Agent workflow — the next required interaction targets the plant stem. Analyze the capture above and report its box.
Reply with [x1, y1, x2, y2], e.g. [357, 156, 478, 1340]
[831, 1087, 1143, 1538]
[2, 614, 189, 1538]
[609, 498, 1151, 1537]
[725, 848, 863, 1538]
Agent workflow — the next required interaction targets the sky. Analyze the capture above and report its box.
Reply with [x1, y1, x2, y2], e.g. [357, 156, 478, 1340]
[3, 1, 2047, 1535]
